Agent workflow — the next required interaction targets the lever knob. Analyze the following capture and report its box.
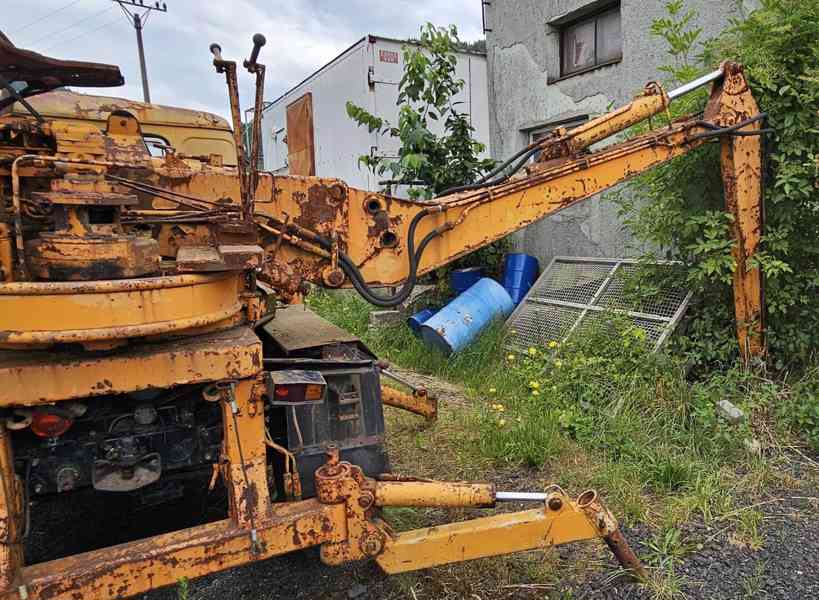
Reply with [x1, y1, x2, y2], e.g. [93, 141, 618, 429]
[247, 33, 266, 65]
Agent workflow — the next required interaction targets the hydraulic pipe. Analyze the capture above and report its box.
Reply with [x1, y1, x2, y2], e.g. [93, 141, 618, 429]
[543, 66, 723, 159]
[375, 481, 495, 508]
[555, 87, 669, 156]
[380, 385, 438, 420]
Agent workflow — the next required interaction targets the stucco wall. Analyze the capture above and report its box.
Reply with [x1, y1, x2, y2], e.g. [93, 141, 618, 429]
[485, 0, 758, 264]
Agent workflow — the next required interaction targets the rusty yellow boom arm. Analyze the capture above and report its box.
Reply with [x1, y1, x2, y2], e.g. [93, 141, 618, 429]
[253, 62, 764, 359]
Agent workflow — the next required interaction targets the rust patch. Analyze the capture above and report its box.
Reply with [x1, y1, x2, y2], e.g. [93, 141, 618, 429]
[293, 183, 341, 234]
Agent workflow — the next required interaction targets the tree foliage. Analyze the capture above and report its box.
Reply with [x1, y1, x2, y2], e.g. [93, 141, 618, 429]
[617, 0, 819, 369]
[346, 23, 495, 200]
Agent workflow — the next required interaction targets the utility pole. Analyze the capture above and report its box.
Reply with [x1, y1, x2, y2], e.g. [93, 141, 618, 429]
[113, 1, 168, 103]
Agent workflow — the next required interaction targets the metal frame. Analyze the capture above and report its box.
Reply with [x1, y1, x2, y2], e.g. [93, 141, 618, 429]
[505, 256, 693, 353]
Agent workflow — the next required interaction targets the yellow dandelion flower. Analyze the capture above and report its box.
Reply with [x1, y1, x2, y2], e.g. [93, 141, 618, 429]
[489, 387, 497, 394]
[529, 381, 540, 389]
[531, 390, 540, 396]
[548, 340, 559, 349]
[507, 354, 516, 361]
[528, 347, 537, 356]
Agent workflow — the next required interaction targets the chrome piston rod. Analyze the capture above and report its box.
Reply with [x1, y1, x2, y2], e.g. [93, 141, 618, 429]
[667, 67, 723, 100]
[495, 491, 549, 502]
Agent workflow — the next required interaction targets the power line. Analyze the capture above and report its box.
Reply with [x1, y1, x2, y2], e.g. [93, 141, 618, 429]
[12, 0, 84, 37]
[40, 13, 123, 53]
[23, 4, 116, 48]
[112, 1, 168, 103]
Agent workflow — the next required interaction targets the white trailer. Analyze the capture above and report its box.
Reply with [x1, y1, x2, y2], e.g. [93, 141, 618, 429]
[260, 35, 490, 195]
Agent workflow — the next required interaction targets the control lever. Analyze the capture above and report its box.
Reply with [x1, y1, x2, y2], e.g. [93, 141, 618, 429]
[242, 33, 267, 209]
[244, 33, 266, 71]
[209, 43, 225, 67]
[208, 40, 252, 223]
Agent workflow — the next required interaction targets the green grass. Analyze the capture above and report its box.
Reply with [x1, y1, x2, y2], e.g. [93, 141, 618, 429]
[306, 289, 817, 596]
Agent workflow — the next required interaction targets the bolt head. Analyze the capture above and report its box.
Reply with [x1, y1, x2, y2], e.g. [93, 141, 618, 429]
[357, 492, 374, 509]
[322, 268, 345, 288]
[547, 497, 563, 511]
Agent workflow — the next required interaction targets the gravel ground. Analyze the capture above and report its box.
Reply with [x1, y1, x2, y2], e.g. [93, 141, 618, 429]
[576, 494, 819, 600]
[23, 368, 819, 600]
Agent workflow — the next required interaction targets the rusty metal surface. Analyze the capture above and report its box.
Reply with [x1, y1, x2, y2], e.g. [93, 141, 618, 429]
[604, 529, 648, 582]
[260, 304, 359, 353]
[375, 480, 495, 508]
[705, 62, 765, 360]
[244, 34, 266, 196]
[221, 378, 271, 530]
[15, 90, 231, 130]
[210, 43, 252, 224]
[380, 385, 438, 420]
[7, 501, 343, 600]
[0, 43, 752, 599]
[0, 325, 261, 404]
[176, 244, 263, 272]
[535, 82, 670, 162]
[0, 224, 13, 283]
[314, 449, 388, 566]
[375, 492, 598, 574]
[0, 427, 23, 591]
[8, 90, 238, 166]
[0, 273, 244, 348]
[0, 31, 123, 110]
[25, 234, 161, 281]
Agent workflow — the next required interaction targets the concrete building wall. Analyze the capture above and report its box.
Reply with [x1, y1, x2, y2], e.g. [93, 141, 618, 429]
[484, 0, 759, 265]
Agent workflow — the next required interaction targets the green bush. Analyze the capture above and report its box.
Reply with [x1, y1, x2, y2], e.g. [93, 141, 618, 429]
[617, 0, 819, 369]
[346, 23, 495, 200]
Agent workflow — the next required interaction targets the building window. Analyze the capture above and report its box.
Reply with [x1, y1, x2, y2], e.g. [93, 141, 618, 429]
[560, 4, 621, 77]
[526, 116, 589, 161]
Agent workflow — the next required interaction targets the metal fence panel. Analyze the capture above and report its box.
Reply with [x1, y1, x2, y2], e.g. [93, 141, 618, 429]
[505, 257, 692, 352]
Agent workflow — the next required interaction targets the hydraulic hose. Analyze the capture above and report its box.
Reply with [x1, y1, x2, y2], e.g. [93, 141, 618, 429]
[340, 227, 443, 307]
[439, 142, 542, 195]
[265, 208, 439, 307]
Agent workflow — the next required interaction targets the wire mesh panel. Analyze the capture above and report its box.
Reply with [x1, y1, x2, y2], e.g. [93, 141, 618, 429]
[507, 304, 581, 348]
[505, 257, 692, 352]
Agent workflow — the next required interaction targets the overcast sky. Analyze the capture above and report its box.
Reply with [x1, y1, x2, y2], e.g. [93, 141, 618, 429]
[5, 0, 484, 120]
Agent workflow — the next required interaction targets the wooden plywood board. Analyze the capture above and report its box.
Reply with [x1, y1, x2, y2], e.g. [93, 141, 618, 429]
[286, 92, 315, 176]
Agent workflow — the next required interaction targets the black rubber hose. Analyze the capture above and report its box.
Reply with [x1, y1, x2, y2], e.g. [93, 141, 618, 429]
[338, 221, 442, 307]
[439, 143, 542, 195]
[286, 208, 434, 307]
[475, 141, 542, 181]
[260, 205, 447, 307]
[688, 113, 769, 142]
[340, 227, 443, 307]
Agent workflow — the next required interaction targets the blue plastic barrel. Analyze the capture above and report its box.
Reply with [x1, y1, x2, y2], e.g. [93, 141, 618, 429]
[420, 278, 514, 355]
[407, 308, 436, 337]
[502, 253, 539, 305]
[450, 266, 484, 294]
